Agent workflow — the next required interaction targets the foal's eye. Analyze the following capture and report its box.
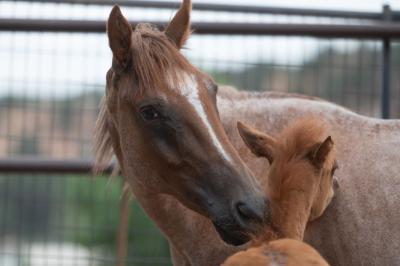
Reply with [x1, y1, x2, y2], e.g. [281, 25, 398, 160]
[140, 106, 161, 121]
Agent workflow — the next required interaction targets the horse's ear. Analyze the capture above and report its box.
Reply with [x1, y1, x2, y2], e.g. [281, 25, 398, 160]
[237, 121, 276, 164]
[165, 0, 192, 49]
[107, 5, 133, 67]
[309, 136, 334, 169]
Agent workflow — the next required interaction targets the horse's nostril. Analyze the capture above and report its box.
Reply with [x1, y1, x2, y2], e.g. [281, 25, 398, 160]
[236, 202, 264, 223]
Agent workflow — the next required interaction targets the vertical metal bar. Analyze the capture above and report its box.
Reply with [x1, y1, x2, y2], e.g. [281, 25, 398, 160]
[382, 5, 391, 119]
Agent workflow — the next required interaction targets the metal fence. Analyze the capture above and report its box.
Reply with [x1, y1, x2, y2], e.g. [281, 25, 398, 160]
[1, 1, 400, 265]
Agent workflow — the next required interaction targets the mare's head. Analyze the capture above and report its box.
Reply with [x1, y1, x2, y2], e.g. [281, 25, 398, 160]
[94, 0, 266, 245]
[237, 118, 338, 239]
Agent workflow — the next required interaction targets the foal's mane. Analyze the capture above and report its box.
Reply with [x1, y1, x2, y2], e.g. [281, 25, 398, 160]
[275, 117, 329, 161]
[93, 23, 196, 173]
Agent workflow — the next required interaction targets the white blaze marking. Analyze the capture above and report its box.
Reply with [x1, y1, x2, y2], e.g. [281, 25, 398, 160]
[177, 73, 232, 163]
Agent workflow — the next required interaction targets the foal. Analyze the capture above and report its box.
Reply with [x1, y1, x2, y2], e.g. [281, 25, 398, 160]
[223, 117, 338, 266]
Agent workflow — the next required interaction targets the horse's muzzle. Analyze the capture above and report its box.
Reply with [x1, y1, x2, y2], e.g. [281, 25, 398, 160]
[211, 197, 268, 246]
[212, 220, 251, 246]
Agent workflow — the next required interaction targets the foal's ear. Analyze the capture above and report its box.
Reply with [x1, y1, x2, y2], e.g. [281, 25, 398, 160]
[107, 5, 133, 67]
[237, 121, 276, 164]
[165, 0, 192, 49]
[309, 136, 334, 169]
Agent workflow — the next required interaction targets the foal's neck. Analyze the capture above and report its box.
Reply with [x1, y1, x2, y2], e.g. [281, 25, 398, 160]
[251, 226, 279, 247]
[251, 203, 310, 247]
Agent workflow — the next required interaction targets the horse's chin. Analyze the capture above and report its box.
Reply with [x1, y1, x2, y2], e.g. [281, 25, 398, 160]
[212, 222, 251, 246]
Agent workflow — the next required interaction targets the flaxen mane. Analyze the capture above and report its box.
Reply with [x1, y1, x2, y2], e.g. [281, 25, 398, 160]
[93, 23, 196, 173]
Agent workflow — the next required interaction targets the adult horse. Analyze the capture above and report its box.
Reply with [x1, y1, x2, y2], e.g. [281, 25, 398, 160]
[94, 1, 400, 265]
[94, 0, 267, 264]
[219, 89, 400, 266]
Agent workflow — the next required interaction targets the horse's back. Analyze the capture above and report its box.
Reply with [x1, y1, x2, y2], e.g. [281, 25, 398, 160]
[218, 88, 400, 266]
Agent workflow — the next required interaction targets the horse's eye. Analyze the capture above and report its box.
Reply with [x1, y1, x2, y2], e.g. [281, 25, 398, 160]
[140, 106, 160, 121]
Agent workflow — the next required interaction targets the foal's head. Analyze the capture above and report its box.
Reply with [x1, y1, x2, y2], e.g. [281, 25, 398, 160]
[238, 118, 338, 240]
[94, 0, 266, 245]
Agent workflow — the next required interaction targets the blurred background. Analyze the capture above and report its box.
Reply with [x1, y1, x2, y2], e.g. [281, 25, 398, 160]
[0, 0, 400, 265]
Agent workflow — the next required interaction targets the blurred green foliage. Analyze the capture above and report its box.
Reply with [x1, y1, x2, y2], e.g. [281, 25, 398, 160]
[0, 174, 172, 265]
[64, 175, 172, 265]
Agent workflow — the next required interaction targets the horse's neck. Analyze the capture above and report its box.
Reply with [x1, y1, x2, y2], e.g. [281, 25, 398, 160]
[129, 184, 239, 265]
[250, 226, 278, 247]
[129, 189, 193, 252]
[277, 206, 308, 241]
[129, 187, 195, 248]
[250, 201, 308, 246]
[250, 212, 306, 248]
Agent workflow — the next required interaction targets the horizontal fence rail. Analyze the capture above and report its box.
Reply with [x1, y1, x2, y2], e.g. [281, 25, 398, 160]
[0, 3, 399, 173]
[1, 19, 400, 38]
[0, 158, 113, 174]
[12, 0, 400, 20]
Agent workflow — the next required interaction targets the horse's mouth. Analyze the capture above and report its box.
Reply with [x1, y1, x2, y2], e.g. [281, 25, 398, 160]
[212, 222, 251, 246]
